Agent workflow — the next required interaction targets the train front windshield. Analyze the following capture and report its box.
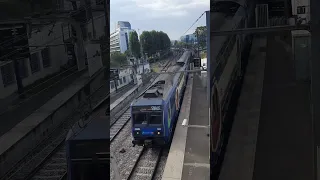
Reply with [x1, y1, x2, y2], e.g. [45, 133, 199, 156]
[133, 112, 163, 126]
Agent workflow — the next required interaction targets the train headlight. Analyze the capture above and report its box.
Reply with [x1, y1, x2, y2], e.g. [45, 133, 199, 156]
[157, 132, 160, 135]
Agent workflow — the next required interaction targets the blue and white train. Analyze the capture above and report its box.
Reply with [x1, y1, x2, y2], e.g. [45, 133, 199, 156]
[130, 51, 192, 147]
[209, 0, 256, 175]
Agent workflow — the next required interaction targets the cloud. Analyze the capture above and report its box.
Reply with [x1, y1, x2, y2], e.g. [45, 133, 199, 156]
[129, 0, 208, 18]
[110, 0, 209, 39]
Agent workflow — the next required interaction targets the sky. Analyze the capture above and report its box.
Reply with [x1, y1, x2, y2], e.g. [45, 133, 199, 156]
[110, 0, 210, 41]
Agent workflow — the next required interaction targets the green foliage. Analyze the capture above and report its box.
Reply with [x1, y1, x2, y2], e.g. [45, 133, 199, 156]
[129, 31, 141, 59]
[110, 52, 128, 68]
[124, 50, 131, 58]
[174, 40, 178, 46]
[194, 26, 207, 49]
[140, 30, 171, 58]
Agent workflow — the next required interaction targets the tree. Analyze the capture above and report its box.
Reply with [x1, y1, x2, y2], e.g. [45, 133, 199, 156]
[140, 30, 171, 59]
[194, 26, 207, 50]
[140, 31, 152, 57]
[174, 40, 178, 46]
[110, 52, 128, 68]
[129, 31, 141, 60]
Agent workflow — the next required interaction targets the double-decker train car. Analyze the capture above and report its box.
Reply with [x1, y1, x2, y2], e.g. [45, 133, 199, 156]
[209, 0, 256, 175]
[131, 51, 192, 147]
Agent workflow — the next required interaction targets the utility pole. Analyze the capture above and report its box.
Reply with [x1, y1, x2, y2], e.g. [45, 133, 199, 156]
[196, 28, 200, 58]
[137, 28, 144, 74]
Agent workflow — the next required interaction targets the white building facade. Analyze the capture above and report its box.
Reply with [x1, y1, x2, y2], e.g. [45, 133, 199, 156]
[0, 0, 106, 99]
[110, 21, 134, 53]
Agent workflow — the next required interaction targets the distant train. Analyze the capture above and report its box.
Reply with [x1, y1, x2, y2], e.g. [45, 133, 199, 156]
[210, 0, 255, 174]
[130, 51, 192, 147]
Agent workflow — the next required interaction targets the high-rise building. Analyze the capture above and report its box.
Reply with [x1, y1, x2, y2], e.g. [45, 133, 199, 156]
[180, 34, 197, 44]
[110, 21, 134, 53]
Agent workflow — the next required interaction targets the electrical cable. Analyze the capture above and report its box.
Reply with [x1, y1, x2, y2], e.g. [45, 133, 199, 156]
[0, 1, 104, 50]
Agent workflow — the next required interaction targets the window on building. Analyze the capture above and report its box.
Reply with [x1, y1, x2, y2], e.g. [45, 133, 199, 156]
[41, 48, 51, 68]
[119, 78, 123, 84]
[30, 53, 40, 74]
[18, 59, 28, 79]
[297, 6, 306, 14]
[1, 62, 15, 87]
[110, 81, 115, 89]
[123, 77, 126, 83]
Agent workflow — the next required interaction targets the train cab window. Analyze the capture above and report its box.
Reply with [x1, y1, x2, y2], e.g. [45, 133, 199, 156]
[133, 112, 162, 126]
[297, 6, 306, 14]
[149, 112, 162, 125]
[133, 113, 148, 125]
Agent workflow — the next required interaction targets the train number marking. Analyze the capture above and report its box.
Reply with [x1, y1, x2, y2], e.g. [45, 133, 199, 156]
[151, 106, 161, 111]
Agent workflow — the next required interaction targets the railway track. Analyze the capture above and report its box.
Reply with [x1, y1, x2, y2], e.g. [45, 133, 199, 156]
[110, 109, 131, 142]
[110, 54, 182, 180]
[127, 148, 163, 180]
[13, 99, 107, 180]
[24, 83, 136, 180]
[27, 143, 67, 180]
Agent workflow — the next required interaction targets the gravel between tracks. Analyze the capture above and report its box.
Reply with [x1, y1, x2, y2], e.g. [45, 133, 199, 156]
[153, 150, 169, 180]
[110, 122, 143, 180]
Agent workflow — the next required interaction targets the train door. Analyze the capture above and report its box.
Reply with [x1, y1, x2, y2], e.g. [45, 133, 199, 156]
[210, 85, 222, 165]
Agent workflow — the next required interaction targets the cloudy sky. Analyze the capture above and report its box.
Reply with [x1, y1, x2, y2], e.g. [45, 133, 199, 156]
[110, 0, 209, 40]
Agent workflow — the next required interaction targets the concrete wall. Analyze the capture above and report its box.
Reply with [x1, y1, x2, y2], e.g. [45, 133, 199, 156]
[0, 22, 70, 99]
[0, 70, 105, 177]
[86, 43, 103, 77]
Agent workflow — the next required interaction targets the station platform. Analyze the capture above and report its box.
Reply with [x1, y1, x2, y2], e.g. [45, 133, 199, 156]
[162, 73, 210, 180]
[0, 70, 137, 178]
[0, 69, 86, 137]
[219, 36, 314, 180]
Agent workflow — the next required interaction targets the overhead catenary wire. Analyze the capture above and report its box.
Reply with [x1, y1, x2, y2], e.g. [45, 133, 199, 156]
[182, 11, 206, 36]
[0, 11, 106, 60]
[0, 1, 105, 51]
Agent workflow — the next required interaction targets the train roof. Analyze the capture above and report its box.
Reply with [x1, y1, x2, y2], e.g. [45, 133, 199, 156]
[177, 51, 191, 64]
[66, 118, 109, 141]
[132, 98, 163, 106]
[132, 52, 190, 105]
